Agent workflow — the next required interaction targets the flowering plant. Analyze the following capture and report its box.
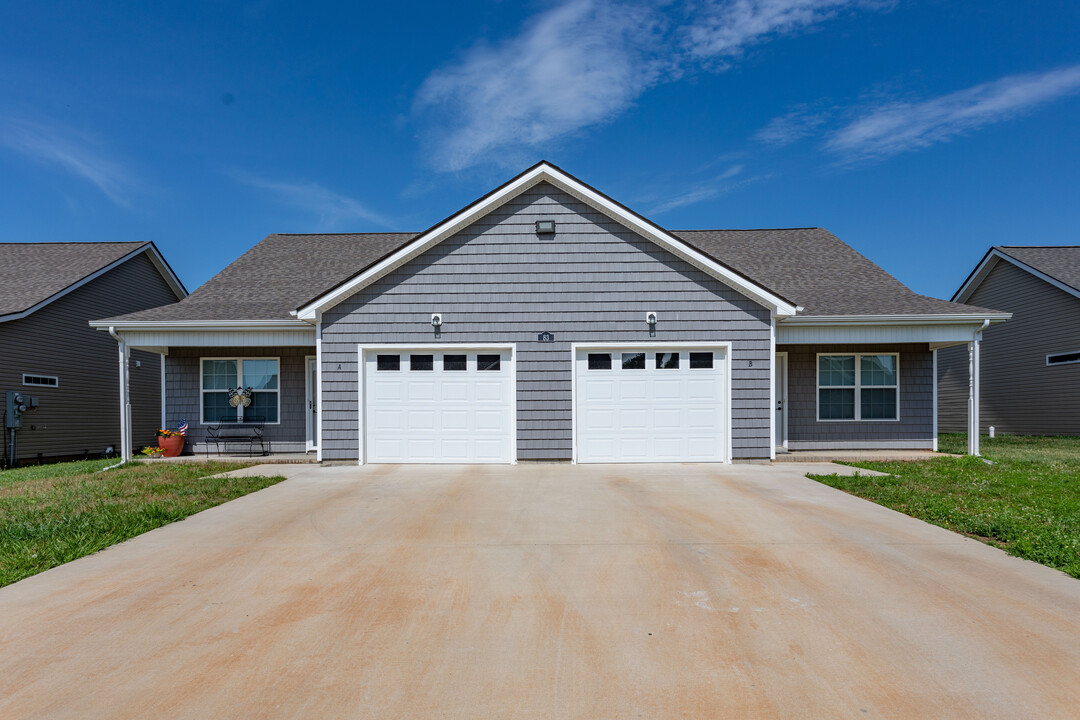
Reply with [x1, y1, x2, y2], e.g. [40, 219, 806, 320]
[141, 445, 166, 456]
[157, 428, 183, 438]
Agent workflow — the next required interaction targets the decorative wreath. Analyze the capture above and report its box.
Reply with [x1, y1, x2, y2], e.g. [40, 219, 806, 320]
[228, 387, 253, 408]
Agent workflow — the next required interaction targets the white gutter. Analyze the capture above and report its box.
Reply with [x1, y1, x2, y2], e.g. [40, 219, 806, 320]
[780, 313, 1010, 326]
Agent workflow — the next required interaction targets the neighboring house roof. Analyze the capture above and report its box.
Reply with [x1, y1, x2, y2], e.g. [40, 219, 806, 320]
[0, 241, 187, 323]
[954, 245, 1080, 303]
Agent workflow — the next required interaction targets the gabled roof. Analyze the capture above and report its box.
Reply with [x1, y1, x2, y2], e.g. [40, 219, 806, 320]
[293, 161, 798, 320]
[96, 163, 1004, 328]
[0, 241, 187, 323]
[953, 246, 1080, 304]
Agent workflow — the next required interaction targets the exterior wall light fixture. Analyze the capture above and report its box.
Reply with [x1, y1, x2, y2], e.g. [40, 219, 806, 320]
[646, 311, 658, 326]
[431, 313, 442, 327]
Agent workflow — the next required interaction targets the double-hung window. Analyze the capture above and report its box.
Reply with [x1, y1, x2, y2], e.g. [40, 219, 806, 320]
[818, 354, 898, 421]
[201, 358, 280, 423]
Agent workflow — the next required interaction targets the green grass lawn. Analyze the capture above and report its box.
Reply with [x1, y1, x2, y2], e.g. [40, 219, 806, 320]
[809, 433, 1080, 579]
[0, 459, 285, 587]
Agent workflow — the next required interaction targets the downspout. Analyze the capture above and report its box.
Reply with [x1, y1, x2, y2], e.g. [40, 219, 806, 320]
[104, 326, 131, 470]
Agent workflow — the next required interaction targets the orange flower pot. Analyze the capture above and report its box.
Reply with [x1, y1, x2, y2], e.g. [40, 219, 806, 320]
[157, 435, 185, 457]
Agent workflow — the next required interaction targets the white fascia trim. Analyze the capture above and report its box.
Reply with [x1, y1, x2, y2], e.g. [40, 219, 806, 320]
[779, 313, 1010, 326]
[90, 319, 311, 331]
[0, 244, 186, 324]
[296, 163, 798, 320]
[955, 249, 1080, 304]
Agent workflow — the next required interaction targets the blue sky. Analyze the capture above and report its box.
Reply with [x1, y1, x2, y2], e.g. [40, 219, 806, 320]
[2, 0, 1078, 300]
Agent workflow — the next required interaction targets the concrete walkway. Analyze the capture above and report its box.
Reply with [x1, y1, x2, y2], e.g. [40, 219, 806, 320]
[1, 463, 1078, 719]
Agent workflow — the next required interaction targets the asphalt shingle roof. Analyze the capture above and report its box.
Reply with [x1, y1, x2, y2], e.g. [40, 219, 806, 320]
[995, 246, 1080, 294]
[102, 228, 1000, 324]
[0, 242, 149, 317]
[673, 228, 1000, 316]
[104, 233, 417, 322]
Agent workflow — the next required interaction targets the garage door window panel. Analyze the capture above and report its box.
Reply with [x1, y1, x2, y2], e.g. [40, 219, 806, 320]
[410, 354, 434, 371]
[689, 352, 713, 369]
[588, 353, 612, 370]
[377, 355, 400, 371]
[444, 354, 466, 371]
[656, 352, 680, 369]
[477, 354, 501, 371]
[622, 353, 645, 370]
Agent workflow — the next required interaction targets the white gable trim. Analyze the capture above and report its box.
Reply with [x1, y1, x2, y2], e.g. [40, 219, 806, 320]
[953, 248, 1080, 304]
[296, 163, 798, 321]
[0, 243, 187, 324]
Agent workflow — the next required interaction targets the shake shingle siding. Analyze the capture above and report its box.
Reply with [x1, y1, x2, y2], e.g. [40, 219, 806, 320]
[939, 259, 1080, 435]
[321, 182, 773, 461]
[781, 343, 934, 449]
[164, 347, 311, 452]
[0, 252, 178, 464]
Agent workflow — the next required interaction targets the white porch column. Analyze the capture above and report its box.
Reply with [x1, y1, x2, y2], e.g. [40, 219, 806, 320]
[932, 348, 938, 453]
[967, 327, 984, 456]
[111, 328, 132, 462]
[315, 316, 323, 463]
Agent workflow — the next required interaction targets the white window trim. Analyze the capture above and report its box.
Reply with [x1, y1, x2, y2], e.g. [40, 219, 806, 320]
[816, 352, 900, 422]
[199, 356, 281, 425]
[22, 373, 59, 388]
[1046, 350, 1080, 366]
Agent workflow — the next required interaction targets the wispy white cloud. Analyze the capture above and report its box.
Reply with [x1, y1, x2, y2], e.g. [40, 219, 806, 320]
[826, 65, 1080, 162]
[232, 172, 394, 228]
[683, 0, 872, 65]
[753, 106, 831, 146]
[0, 119, 138, 207]
[647, 164, 759, 214]
[415, 0, 885, 171]
[414, 0, 668, 172]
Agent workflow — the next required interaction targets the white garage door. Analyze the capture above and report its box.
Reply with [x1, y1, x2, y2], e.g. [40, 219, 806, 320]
[364, 348, 514, 463]
[575, 347, 728, 463]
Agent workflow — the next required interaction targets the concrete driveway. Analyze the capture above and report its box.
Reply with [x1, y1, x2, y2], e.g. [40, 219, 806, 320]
[2, 463, 1079, 719]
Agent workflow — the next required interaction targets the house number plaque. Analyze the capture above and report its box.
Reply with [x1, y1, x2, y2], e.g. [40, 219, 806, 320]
[537, 332, 555, 343]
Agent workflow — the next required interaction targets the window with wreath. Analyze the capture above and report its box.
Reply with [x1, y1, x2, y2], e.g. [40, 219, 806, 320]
[201, 358, 279, 423]
[818, 354, 898, 421]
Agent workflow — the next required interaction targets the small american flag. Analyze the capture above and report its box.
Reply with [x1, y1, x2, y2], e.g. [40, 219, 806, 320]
[178, 419, 188, 436]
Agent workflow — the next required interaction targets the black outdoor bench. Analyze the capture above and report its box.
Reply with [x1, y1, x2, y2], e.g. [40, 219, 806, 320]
[204, 416, 271, 457]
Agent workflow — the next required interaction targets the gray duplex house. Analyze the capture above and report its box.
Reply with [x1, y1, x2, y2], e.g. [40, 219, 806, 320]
[1, 242, 185, 465]
[93, 163, 1006, 463]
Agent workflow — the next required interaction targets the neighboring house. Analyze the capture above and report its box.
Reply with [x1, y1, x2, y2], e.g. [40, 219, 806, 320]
[0, 242, 186, 466]
[939, 246, 1080, 436]
[93, 163, 1006, 464]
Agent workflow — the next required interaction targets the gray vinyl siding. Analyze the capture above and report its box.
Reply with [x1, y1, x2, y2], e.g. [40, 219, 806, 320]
[0, 252, 179, 465]
[321, 181, 773, 461]
[938, 260, 1080, 435]
[781, 343, 934, 449]
[164, 347, 311, 453]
